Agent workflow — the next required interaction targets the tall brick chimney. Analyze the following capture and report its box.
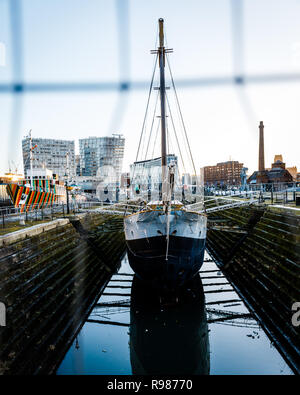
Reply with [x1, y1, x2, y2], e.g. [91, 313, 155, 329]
[258, 121, 265, 172]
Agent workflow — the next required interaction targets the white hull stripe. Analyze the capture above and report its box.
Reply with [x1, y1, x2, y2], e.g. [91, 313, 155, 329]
[124, 210, 207, 241]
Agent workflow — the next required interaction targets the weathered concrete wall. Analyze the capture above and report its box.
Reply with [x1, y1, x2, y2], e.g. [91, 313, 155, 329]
[0, 211, 125, 375]
[206, 202, 300, 374]
[0, 219, 70, 248]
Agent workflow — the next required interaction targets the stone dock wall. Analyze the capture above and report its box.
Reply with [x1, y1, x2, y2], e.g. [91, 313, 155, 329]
[206, 202, 300, 374]
[0, 211, 125, 375]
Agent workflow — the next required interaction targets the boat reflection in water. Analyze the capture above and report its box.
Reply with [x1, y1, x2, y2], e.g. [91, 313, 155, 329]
[129, 274, 210, 375]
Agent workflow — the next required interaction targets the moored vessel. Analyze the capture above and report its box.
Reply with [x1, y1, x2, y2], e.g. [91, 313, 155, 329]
[124, 18, 207, 290]
[4, 131, 66, 212]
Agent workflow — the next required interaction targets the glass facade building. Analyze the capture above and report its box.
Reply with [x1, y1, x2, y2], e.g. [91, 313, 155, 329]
[79, 135, 125, 182]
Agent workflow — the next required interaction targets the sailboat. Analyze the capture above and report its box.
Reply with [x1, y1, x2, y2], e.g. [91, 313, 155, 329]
[124, 18, 207, 290]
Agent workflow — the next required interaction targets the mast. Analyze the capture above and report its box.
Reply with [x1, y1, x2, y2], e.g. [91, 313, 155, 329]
[158, 18, 167, 202]
[158, 18, 167, 171]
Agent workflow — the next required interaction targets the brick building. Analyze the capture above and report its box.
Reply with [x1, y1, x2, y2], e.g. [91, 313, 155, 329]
[203, 161, 244, 186]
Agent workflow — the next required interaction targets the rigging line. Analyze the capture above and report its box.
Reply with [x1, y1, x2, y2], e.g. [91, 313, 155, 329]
[139, 120, 147, 164]
[139, 89, 159, 193]
[166, 119, 177, 184]
[166, 54, 197, 176]
[166, 124, 181, 192]
[165, 91, 186, 174]
[165, 62, 191, 174]
[168, 134, 181, 193]
[154, 22, 159, 51]
[140, 119, 161, 199]
[139, 31, 160, 163]
[132, 53, 158, 184]
[171, 80, 193, 176]
[151, 118, 161, 159]
[139, 24, 159, 163]
[166, 119, 170, 157]
[139, 99, 150, 163]
[133, 53, 159, 193]
[144, 88, 160, 160]
[168, 124, 176, 164]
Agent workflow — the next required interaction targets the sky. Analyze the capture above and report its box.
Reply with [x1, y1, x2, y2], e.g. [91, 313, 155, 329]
[0, 0, 300, 177]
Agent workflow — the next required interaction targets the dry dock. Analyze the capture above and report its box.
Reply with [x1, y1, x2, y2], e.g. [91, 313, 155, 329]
[0, 202, 299, 374]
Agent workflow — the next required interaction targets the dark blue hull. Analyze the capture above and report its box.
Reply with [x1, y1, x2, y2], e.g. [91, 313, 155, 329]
[126, 235, 206, 290]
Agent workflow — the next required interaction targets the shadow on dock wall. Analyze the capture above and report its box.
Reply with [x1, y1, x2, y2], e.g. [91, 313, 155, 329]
[0, 213, 125, 375]
[206, 204, 300, 374]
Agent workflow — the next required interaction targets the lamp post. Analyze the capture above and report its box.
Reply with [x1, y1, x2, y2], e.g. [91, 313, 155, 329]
[65, 179, 70, 214]
[65, 152, 70, 214]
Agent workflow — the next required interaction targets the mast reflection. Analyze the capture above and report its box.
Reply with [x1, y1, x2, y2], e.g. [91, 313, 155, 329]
[129, 274, 210, 375]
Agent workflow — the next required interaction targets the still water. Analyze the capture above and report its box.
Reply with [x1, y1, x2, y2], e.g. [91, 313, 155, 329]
[57, 253, 293, 375]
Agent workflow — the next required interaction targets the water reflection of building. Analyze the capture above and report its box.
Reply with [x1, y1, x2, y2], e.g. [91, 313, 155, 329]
[129, 275, 210, 375]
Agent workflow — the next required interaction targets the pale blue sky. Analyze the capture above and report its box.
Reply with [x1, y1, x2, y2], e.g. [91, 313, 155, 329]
[0, 0, 300, 176]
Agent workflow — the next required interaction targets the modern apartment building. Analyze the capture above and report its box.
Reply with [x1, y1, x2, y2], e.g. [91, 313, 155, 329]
[22, 137, 75, 178]
[79, 135, 125, 182]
